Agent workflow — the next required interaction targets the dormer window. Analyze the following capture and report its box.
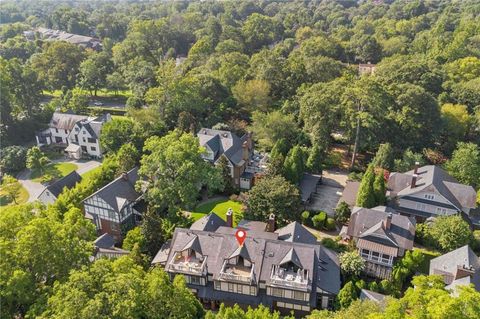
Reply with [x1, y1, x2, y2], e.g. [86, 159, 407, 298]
[424, 194, 435, 200]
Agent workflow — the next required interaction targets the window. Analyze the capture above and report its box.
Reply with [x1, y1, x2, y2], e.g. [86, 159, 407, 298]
[228, 283, 234, 292]
[436, 207, 447, 215]
[55, 128, 58, 133]
[361, 249, 370, 258]
[65, 129, 68, 134]
[424, 194, 435, 200]
[83, 137, 86, 142]
[272, 288, 284, 297]
[416, 203, 426, 211]
[189, 276, 201, 285]
[250, 286, 256, 295]
[294, 290, 305, 301]
[371, 251, 380, 261]
[214, 281, 220, 290]
[88, 138, 96, 143]
[91, 146, 96, 151]
[237, 284, 243, 293]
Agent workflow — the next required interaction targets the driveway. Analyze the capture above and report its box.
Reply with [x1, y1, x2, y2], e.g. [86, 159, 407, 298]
[306, 169, 349, 216]
[17, 158, 101, 202]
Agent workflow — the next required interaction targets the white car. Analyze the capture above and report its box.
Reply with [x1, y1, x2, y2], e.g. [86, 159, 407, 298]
[93, 101, 104, 106]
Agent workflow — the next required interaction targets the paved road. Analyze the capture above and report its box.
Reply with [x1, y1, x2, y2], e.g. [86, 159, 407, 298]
[17, 159, 101, 202]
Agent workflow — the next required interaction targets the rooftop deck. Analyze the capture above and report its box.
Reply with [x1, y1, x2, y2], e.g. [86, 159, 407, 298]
[270, 264, 309, 290]
[218, 260, 255, 283]
[167, 251, 207, 275]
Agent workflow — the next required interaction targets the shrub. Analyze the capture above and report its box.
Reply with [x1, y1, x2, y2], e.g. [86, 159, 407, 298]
[325, 217, 336, 230]
[335, 201, 351, 224]
[301, 210, 310, 225]
[312, 211, 327, 229]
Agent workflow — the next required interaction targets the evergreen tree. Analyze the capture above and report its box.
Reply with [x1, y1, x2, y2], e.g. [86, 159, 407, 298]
[217, 155, 235, 194]
[372, 143, 394, 170]
[307, 144, 323, 173]
[283, 145, 305, 184]
[373, 169, 386, 205]
[356, 164, 376, 208]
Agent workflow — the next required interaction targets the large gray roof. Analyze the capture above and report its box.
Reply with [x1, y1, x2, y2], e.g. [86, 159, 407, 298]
[190, 213, 227, 232]
[49, 112, 88, 130]
[43, 170, 81, 198]
[275, 221, 317, 245]
[347, 206, 416, 251]
[429, 245, 480, 291]
[197, 128, 249, 166]
[388, 165, 477, 210]
[159, 221, 340, 296]
[84, 167, 141, 212]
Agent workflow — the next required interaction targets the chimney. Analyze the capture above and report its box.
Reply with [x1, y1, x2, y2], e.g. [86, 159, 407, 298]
[413, 162, 420, 174]
[226, 208, 233, 228]
[242, 141, 249, 161]
[411, 174, 418, 188]
[384, 213, 392, 230]
[247, 131, 253, 150]
[266, 213, 276, 232]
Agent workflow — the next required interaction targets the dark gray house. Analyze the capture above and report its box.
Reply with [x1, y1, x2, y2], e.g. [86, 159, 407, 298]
[92, 233, 130, 261]
[83, 168, 144, 242]
[152, 213, 340, 316]
[343, 206, 416, 279]
[37, 171, 82, 204]
[429, 245, 480, 293]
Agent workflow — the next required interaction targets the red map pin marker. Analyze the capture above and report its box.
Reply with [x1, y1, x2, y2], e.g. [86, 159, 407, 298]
[235, 229, 247, 246]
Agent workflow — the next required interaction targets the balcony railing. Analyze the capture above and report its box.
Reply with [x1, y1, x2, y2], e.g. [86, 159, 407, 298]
[167, 252, 207, 275]
[361, 252, 393, 267]
[218, 260, 255, 284]
[270, 265, 309, 289]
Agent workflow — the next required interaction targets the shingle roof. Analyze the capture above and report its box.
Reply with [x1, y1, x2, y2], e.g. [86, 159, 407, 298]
[338, 181, 360, 207]
[275, 221, 317, 245]
[360, 289, 386, 302]
[388, 165, 477, 210]
[42, 171, 81, 198]
[84, 167, 141, 212]
[429, 245, 480, 291]
[299, 173, 321, 202]
[190, 213, 227, 232]
[94, 233, 116, 249]
[279, 247, 303, 268]
[347, 206, 416, 251]
[49, 112, 88, 130]
[197, 128, 249, 166]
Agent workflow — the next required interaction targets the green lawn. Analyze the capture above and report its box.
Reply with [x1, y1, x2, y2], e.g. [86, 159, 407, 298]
[0, 185, 29, 207]
[43, 89, 132, 99]
[80, 165, 102, 181]
[191, 199, 244, 225]
[415, 247, 441, 274]
[30, 162, 78, 183]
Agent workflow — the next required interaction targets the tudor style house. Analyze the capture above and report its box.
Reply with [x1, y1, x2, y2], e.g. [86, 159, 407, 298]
[387, 164, 477, 221]
[197, 128, 266, 190]
[152, 212, 340, 316]
[429, 245, 480, 293]
[343, 206, 416, 279]
[36, 111, 110, 159]
[83, 168, 145, 242]
[37, 171, 82, 204]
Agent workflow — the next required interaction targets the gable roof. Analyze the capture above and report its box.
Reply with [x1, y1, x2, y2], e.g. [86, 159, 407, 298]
[84, 167, 141, 212]
[360, 289, 386, 302]
[94, 233, 116, 249]
[279, 247, 303, 268]
[388, 165, 476, 210]
[347, 206, 416, 251]
[197, 128, 249, 166]
[182, 236, 203, 254]
[41, 171, 81, 198]
[429, 245, 480, 291]
[49, 112, 89, 130]
[190, 213, 227, 232]
[275, 221, 317, 245]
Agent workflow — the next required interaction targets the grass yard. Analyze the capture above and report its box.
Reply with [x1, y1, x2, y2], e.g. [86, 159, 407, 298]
[0, 185, 29, 207]
[30, 162, 78, 184]
[415, 247, 441, 274]
[190, 199, 244, 225]
[80, 165, 102, 181]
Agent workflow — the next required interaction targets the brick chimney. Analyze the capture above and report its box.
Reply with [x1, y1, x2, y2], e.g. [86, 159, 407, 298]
[247, 131, 253, 149]
[242, 141, 249, 161]
[413, 161, 420, 174]
[411, 174, 418, 188]
[384, 213, 392, 230]
[266, 213, 276, 232]
[226, 208, 233, 228]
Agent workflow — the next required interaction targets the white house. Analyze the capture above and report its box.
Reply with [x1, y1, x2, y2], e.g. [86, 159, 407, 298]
[36, 111, 111, 159]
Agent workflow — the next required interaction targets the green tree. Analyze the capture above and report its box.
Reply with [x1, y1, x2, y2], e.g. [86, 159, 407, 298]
[139, 130, 223, 213]
[373, 170, 386, 205]
[394, 149, 425, 172]
[116, 142, 139, 174]
[30, 41, 85, 90]
[100, 118, 137, 154]
[79, 51, 113, 96]
[428, 215, 473, 252]
[356, 164, 376, 208]
[1, 175, 22, 204]
[242, 13, 278, 52]
[440, 104, 471, 153]
[372, 143, 394, 171]
[206, 304, 282, 319]
[26, 146, 49, 174]
[232, 79, 271, 113]
[336, 281, 359, 309]
[250, 110, 298, 150]
[283, 145, 306, 184]
[445, 142, 480, 189]
[307, 144, 324, 174]
[217, 155, 235, 194]
[245, 174, 301, 226]
[339, 251, 365, 278]
[335, 201, 351, 225]
[0, 145, 27, 174]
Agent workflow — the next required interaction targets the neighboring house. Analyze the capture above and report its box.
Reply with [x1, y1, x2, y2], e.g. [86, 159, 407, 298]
[37, 171, 82, 204]
[387, 164, 477, 222]
[36, 112, 110, 159]
[358, 62, 376, 75]
[83, 168, 145, 242]
[429, 245, 480, 293]
[344, 206, 416, 279]
[299, 173, 322, 205]
[92, 233, 130, 261]
[359, 289, 386, 303]
[33, 27, 102, 50]
[338, 180, 360, 208]
[197, 128, 266, 190]
[152, 212, 340, 316]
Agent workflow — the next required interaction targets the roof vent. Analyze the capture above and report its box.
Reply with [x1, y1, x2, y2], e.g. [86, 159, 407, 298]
[268, 252, 274, 257]
[222, 133, 228, 138]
